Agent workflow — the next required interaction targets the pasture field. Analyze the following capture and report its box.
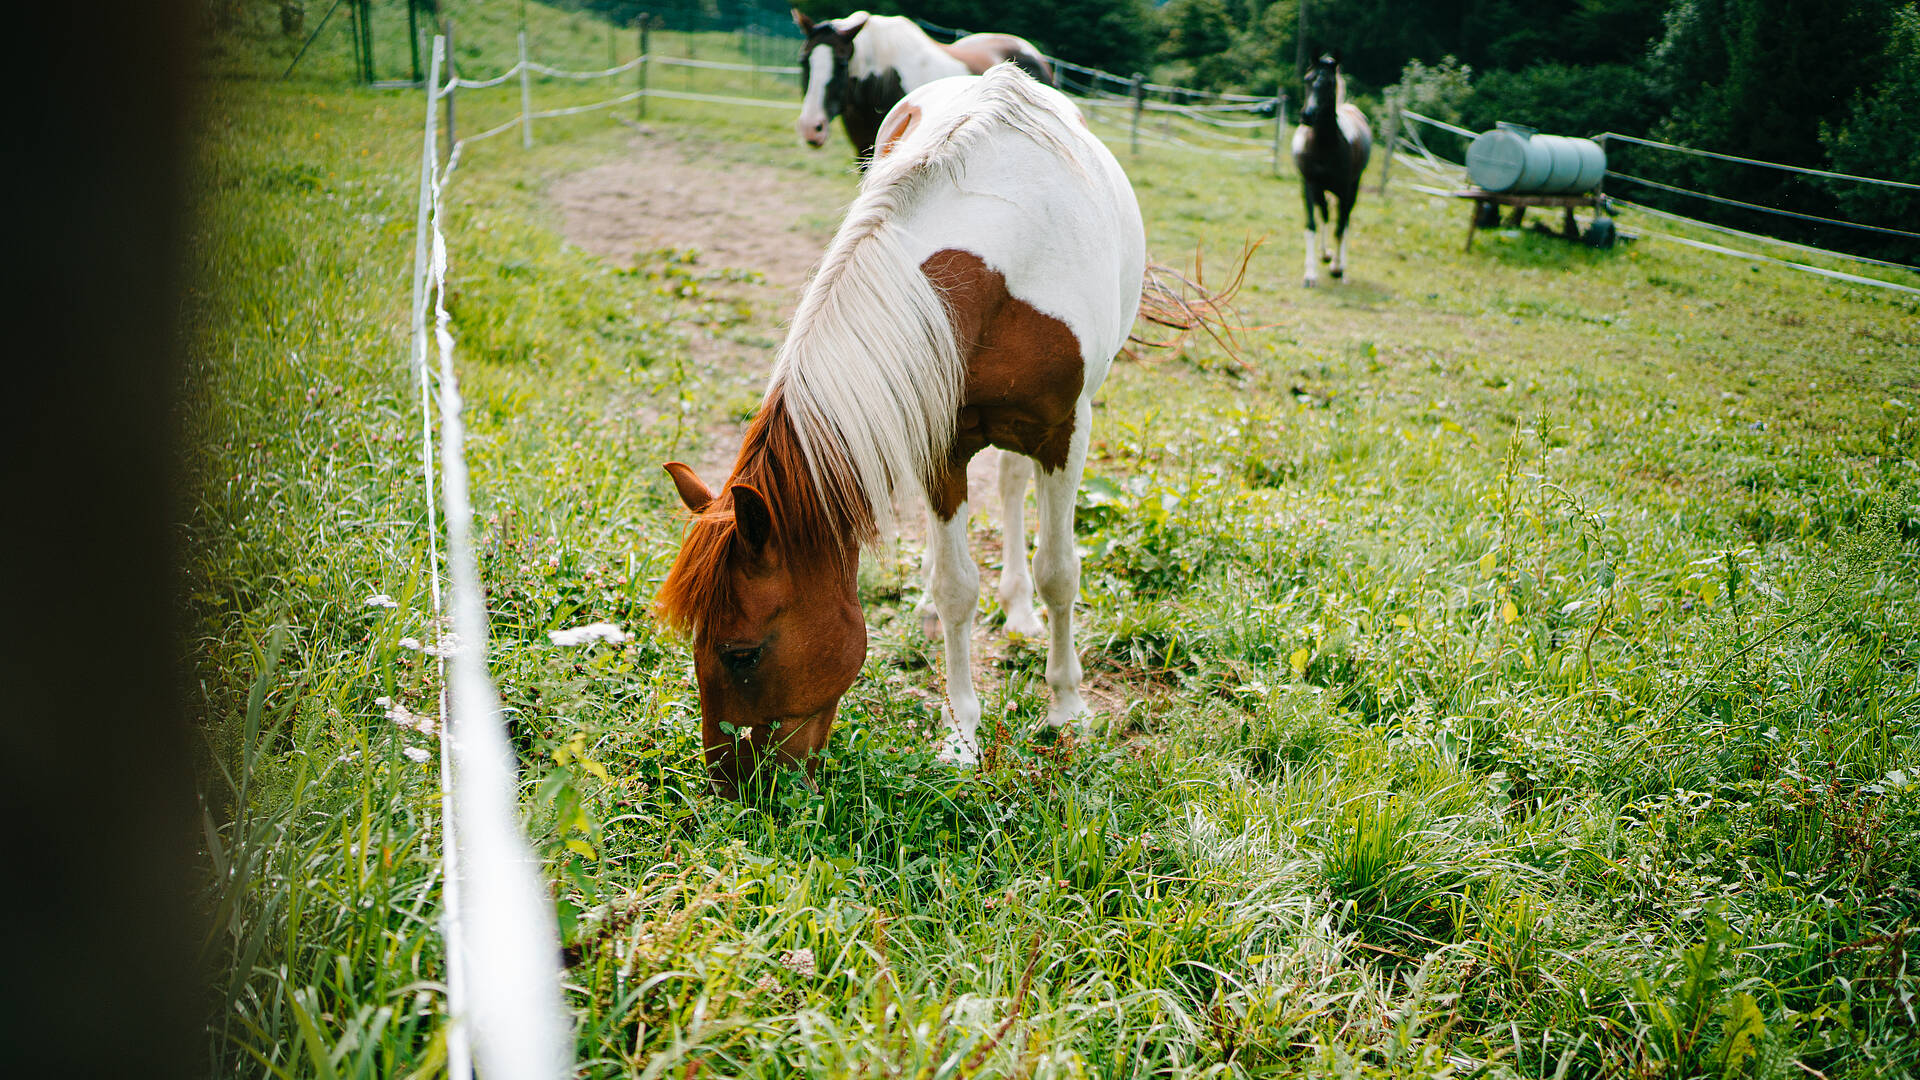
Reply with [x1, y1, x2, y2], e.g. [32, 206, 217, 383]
[193, 5, 1919, 1077]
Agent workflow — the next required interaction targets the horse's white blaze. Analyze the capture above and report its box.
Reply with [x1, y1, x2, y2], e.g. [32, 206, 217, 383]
[796, 44, 836, 145]
[774, 69, 1142, 763]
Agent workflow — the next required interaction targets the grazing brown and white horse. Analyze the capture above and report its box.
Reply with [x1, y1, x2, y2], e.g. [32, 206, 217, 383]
[1290, 53, 1372, 286]
[659, 66, 1142, 798]
[791, 9, 1055, 161]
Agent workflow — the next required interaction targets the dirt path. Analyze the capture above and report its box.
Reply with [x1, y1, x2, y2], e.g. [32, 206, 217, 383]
[549, 131, 1144, 718]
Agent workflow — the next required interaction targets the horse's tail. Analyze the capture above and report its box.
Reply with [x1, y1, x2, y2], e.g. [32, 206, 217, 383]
[1131, 239, 1261, 366]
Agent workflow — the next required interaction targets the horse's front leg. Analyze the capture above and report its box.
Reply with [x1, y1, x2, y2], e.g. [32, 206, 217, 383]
[1033, 404, 1090, 731]
[929, 498, 983, 766]
[1301, 182, 1323, 287]
[995, 450, 1043, 638]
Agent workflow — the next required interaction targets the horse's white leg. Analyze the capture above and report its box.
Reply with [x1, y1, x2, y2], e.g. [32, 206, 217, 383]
[1033, 404, 1090, 731]
[1333, 229, 1348, 280]
[1302, 228, 1318, 287]
[929, 500, 983, 766]
[915, 503, 942, 638]
[995, 450, 1043, 638]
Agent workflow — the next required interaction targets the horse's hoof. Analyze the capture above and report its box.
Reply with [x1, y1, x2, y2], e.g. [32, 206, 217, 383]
[917, 606, 941, 639]
[933, 705, 980, 767]
[934, 731, 979, 768]
[1004, 610, 1044, 640]
[1320, 254, 1332, 264]
[1331, 268, 1344, 279]
[1303, 277, 1317, 288]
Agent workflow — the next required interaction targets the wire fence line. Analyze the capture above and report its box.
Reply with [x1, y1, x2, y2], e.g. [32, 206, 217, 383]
[1394, 109, 1920, 293]
[1597, 130, 1920, 192]
[1603, 170, 1920, 241]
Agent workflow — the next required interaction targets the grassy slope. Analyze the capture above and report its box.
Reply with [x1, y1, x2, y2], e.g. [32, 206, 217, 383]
[192, 3, 1920, 1076]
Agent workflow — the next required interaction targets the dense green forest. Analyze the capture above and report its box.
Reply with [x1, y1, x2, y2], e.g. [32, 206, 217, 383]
[557, 0, 1916, 260]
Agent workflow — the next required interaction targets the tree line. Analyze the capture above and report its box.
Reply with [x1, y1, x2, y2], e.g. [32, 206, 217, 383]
[560, 0, 1916, 262]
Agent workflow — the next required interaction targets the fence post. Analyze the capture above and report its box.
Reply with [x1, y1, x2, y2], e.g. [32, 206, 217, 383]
[442, 17, 457, 158]
[1375, 90, 1398, 197]
[1271, 93, 1286, 176]
[407, 0, 422, 84]
[638, 15, 650, 120]
[518, 30, 533, 148]
[359, 0, 376, 83]
[1129, 72, 1144, 156]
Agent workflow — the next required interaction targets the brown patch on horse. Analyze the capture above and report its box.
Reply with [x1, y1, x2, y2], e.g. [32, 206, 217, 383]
[655, 387, 865, 639]
[919, 248, 1084, 519]
[876, 103, 921, 158]
[941, 35, 1056, 85]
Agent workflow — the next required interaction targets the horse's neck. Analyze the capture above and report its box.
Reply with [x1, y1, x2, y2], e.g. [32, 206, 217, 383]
[854, 17, 965, 86]
[1311, 106, 1346, 143]
[730, 392, 868, 558]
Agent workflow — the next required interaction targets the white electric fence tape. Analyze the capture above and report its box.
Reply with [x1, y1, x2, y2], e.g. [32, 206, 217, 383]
[412, 34, 573, 1080]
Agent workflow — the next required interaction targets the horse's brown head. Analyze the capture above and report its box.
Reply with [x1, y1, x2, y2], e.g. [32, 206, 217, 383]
[656, 442, 867, 799]
[792, 9, 870, 148]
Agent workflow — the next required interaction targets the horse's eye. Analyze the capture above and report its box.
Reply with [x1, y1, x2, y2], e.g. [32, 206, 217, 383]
[720, 645, 763, 672]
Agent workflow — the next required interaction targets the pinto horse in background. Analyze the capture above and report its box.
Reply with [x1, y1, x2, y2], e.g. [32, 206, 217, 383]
[1290, 53, 1372, 286]
[791, 9, 1055, 161]
[659, 67, 1143, 798]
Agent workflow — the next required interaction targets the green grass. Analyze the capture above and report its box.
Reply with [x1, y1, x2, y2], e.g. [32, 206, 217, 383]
[190, 3, 1920, 1076]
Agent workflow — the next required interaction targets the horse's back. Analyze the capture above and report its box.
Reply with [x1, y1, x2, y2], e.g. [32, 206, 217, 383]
[1338, 103, 1373, 165]
[879, 71, 1143, 369]
[944, 33, 1055, 85]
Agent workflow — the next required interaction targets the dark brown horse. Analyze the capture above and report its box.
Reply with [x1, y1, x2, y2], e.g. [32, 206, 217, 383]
[792, 9, 1054, 161]
[1290, 54, 1372, 286]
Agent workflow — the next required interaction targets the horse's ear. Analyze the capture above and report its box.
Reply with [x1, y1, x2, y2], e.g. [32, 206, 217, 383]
[1328, 50, 1342, 67]
[840, 12, 869, 39]
[664, 461, 717, 513]
[791, 7, 813, 34]
[730, 483, 776, 554]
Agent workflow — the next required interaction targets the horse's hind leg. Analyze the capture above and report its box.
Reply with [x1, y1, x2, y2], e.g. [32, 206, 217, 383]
[995, 450, 1044, 638]
[1032, 403, 1090, 731]
[1332, 184, 1358, 280]
[915, 503, 943, 638]
[929, 499, 984, 766]
[1301, 182, 1323, 287]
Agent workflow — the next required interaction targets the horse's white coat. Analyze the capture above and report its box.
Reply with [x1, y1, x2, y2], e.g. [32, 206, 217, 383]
[795, 13, 968, 147]
[774, 68, 1144, 765]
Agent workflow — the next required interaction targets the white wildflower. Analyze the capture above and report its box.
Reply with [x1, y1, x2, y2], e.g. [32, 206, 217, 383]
[420, 633, 461, 658]
[778, 948, 816, 977]
[548, 622, 632, 647]
[364, 593, 399, 609]
[397, 637, 423, 651]
[403, 746, 432, 764]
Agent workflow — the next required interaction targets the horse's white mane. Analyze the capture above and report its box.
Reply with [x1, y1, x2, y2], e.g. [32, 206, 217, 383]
[771, 66, 1074, 539]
